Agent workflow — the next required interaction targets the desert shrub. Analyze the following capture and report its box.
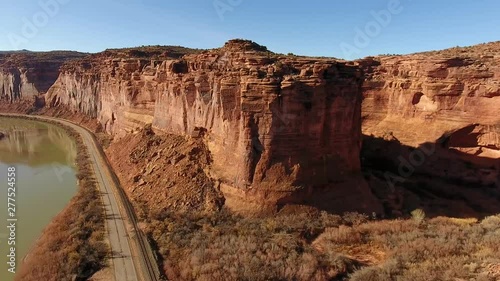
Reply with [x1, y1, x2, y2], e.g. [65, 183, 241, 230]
[342, 212, 370, 226]
[410, 208, 426, 224]
[480, 215, 500, 231]
[320, 226, 362, 245]
[144, 205, 500, 281]
[146, 210, 363, 281]
[349, 265, 395, 281]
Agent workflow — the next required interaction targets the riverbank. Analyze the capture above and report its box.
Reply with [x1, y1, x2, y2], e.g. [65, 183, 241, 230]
[0, 114, 109, 281]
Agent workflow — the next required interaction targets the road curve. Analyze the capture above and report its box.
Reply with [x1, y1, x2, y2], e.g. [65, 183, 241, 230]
[2, 114, 161, 281]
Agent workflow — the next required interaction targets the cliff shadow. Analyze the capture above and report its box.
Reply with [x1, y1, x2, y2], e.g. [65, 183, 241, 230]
[361, 127, 500, 219]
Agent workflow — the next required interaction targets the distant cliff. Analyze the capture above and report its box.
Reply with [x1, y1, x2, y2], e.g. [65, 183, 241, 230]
[0, 51, 85, 103]
[360, 42, 500, 151]
[359, 42, 500, 216]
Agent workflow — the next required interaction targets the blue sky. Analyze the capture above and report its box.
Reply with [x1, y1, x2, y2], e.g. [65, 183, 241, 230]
[1, 0, 499, 59]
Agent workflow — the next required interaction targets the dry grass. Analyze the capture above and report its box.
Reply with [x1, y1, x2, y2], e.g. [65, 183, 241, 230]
[144, 210, 355, 281]
[346, 215, 500, 281]
[139, 207, 500, 281]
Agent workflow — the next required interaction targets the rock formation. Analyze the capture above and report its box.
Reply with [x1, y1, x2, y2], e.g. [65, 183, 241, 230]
[45, 40, 381, 214]
[4, 40, 499, 216]
[361, 42, 500, 149]
[0, 51, 85, 102]
[360, 42, 500, 216]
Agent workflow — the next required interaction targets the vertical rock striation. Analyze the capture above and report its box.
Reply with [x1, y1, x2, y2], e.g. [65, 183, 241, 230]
[0, 51, 85, 103]
[8, 40, 500, 215]
[46, 40, 381, 213]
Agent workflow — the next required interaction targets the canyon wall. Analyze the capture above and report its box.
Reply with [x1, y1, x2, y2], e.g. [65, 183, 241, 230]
[10, 40, 499, 215]
[361, 42, 500, 151]
[45, 40, 381, 213]
[0, 51, 85, 103]
[360, 42, 500, 216]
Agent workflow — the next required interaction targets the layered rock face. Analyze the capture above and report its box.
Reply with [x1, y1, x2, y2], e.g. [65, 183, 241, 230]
[0, 51, 85, 102]
[361, 42, 500, 149]
[46, 40, 380, 213]
[360, 42, 500, 216]
[5, 40, 499, 215]
[46, 46, 198, 126]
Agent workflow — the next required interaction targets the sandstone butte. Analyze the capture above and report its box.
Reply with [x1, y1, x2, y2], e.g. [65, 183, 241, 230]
[1, 39, 499, 216]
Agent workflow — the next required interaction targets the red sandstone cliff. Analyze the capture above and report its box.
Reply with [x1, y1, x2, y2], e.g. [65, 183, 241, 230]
[360, 42, 500, 217]
[361, 42, 500, 152]
[0, 51, 85, 103]
[7, 40, 499, 216]
[45, 40, 381, 214]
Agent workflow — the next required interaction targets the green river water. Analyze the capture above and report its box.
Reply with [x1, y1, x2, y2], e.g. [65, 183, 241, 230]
[0, 117, 78, 281]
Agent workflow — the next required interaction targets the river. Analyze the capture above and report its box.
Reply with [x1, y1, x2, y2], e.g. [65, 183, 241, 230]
[0, 117, 78, 281]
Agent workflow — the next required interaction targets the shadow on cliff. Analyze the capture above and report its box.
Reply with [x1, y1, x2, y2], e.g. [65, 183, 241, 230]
[361, 127, 500, 219]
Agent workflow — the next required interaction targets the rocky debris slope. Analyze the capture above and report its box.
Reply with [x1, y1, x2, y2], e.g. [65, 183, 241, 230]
[46, 40, 382, 214]
[0, 51, 85, 103]
[106, 125, 225, 216]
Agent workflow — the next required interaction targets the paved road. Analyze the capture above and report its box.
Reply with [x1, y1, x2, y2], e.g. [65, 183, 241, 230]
[2, 114, 161, 281]
[70, 120, 138, 281]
